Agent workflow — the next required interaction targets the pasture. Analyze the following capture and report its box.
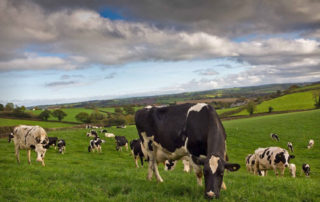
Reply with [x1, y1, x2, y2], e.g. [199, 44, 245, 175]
[0, 118, 76, 128]
[0, 110, 319, 201]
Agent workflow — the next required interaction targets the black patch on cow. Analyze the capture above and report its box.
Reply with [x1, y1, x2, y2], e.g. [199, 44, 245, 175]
[166, 160, 175, 170]
[30, 145, 35, 150]
[246, 154, 252, 164]
[267, 155, 271, 161]
[251, 160, 255, 165]
[260, 148, 269, 159]
[24, 128, 34, 144]
[274, 152, 285, 164]
[148, 140, 153, 151]
[266, 151, 270, 156]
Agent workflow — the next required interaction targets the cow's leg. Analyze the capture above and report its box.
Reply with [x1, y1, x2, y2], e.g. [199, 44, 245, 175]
[139, 155, 144, 167]
[280, 167, 285, 176]
[221, 181, 227, 190]
[125, 143, 128, 151]
[27, 149, 31, 164]
[135, 156, 139, 168]
[254, 161, 259, 175]
[273, 167, 278, 176]
[15, 146, 20, 164]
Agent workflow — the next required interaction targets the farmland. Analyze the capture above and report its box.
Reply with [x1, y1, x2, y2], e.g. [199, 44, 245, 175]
[0, 118, 76, 128]
[0, 109, 319, 201]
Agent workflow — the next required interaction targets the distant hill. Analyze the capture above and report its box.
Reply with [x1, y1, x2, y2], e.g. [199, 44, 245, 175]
[30, 81, 320, 109]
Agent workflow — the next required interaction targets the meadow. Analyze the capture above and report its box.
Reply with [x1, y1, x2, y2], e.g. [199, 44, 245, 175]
[0, 118, 76, 128]
[0, 110, 319, 201]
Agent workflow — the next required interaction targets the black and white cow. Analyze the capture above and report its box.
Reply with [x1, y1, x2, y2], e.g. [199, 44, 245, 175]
[8, 133, 14, 143]
[115, 136, 128, 151]
[48, 137, 58, 149]
[254, 147, 295, 176]
[135, 103, 240, 199]
[87, 130, 98, 138]
[307, 139, 314, 149]
[88, 137, 103, 153]
[57, 139, 66, 154]
[289, 163, 296, 178]
[130, 139, 146, 168]
[287, 142, 293, 152]
[270, 133, 279, 141]
[100, 129, 108, 133]
[302, 163, 310, 176]
[246, 152, 265, 176]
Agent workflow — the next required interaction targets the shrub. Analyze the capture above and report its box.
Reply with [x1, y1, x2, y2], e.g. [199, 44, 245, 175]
[52, 109, 67, 121]
[268, 106, 273, 113]
[313, 90, 320, 109]
[39, 110, 51, 121]
[75, 112, 91, 123]
[246, 101, 256, 115]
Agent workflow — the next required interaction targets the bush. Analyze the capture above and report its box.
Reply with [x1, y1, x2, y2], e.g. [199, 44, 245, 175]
[313, 90, 320, 109]
[39, 110, 51, 121]
[246, 101, 256, 115]
[52, 109, 67, 121]
[268, 106, 273, 113]
[75, 112, 91, 123]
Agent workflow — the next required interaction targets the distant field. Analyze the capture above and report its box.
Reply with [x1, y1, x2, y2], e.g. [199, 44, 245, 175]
[0, 118, 75, 128]
[292, 83, 320, 92]
[235, 91, 316, 116]
[1, 110, 319, 201]
[216, 106, 241, 115]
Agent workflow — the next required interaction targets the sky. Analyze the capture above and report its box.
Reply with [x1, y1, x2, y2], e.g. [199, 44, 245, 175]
[0, 0, 320, 107]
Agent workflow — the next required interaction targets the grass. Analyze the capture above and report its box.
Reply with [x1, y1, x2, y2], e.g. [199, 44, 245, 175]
[0, 110, 320, 201]
[235, 91, 316, 116]
[216, 107, 241, 115]
[0, 118, 76, 128]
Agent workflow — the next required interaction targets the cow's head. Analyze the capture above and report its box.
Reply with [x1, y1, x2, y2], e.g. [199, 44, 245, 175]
[274, 151, 295, 167]
[193, 155, 240, 199]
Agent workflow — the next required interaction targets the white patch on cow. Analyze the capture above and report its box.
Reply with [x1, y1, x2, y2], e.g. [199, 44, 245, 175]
[209, 156, 220, 174]
[145, 105, 152, 109]
[289, 163, 296, 178]
[187, 103, 208, 117]
[307, 139, 314, 149]
[207, 191, 215, 198]
[152, 137, 189, 162]
[182, 159, 191, 172]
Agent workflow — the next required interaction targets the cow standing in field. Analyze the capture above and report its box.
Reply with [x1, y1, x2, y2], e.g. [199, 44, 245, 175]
[87, 130, 98, 138]
[245, 152, 265, 176]
[57, 139, 66, 154]
[115, 136, 128, 151]
[135, 103, 240, 199]
[307, 139, 314, 149]
[88, 137, 103, 153]
[48, 137, 58, 149]
[289, 163, 296, 178]
[287, 142, 293, 152]
[254, 147, 295, 176]
[302, 164, 310, 176]
[12, 125, 49, 166]
[130, 139, 146, 168]
[270, 133, 279, 141]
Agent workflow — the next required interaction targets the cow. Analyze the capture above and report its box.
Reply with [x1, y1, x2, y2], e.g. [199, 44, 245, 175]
[48, 137, 58, 149]
[307, 139, 314, 149]
[115, 136, 128, 151]
[105, 133, 115, 138]
[88, 137, 103, 153]
[87, 130, 98, 138]
[8, 133, 14, 143]
[288, 163, 296, 178]
[254, 147, 295, 177]
[270, 133, 279, 141]
[302, 164, 310, 177]
[57, 139, 66, 154]
[117, 125, 126, 129]
[130, 139, 146, 168]
[135, 103, 240, 199]
[287, 142, 293, 152]
[12, 125, 49, 166]
[245, 152, 265, 176]
[100, 129, 108, 133]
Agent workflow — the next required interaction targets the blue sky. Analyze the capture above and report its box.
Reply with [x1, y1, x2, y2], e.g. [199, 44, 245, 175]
[0, 0, 320, 106]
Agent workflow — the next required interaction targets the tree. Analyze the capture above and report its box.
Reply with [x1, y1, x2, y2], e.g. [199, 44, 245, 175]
[52, 109, 67, 121]
[0, 104, 3, 111]
[114, 107, 123, 114]
[75, 112, 91, 123]
[246, 101, 256, 115]
[123, 105, 135, 115]
[90, 111, 105, 123]
[4, 103, 14, 111]
[39, 110, 51, 121]
[268, 106, 273, 113]
[313, 90, 320, 109]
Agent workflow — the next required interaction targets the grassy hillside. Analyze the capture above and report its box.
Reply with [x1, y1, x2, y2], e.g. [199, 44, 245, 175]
[235, 91, 316, 116]
[0, 118, 76, 128]
[0, 110, 319, 201]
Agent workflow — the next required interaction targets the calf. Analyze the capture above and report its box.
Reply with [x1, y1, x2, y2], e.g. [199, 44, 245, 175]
[8, 133, 14, 143]
[254, 147, 295, 176]
[48, 137, 58, 149]
[12, 125, 49, 166]
[87, 130, 98, 138]
[130, 139, 146, 168]
[57, 139, 66, 154]
[289, 163, 296, 178]
[88, 137, 103, 153]
[270, 133, 279, 141]
[302, 164, 310, 176]
[287, 142, 293, 152]
[307, 139, 314, 149]
[115, 136, 128, 151]
[105, 133, 115, 138]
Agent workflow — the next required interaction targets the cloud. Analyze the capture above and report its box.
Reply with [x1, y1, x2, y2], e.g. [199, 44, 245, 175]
[104, 72, 116, 79]
[194, 68, 219, 76]
[45, 81, 78, 87]
[60, 74, 84, 80]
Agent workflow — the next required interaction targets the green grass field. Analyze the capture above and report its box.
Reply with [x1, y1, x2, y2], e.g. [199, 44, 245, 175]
[0, 110, 319, 201]
[0, 118, 76, 128]
[235, 91, 316, 116]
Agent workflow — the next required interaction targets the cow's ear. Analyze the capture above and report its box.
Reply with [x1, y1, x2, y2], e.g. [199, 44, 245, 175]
[192, 155, 206, 165]
[289, 155, 295, 159]
[224, 163, 240, 172]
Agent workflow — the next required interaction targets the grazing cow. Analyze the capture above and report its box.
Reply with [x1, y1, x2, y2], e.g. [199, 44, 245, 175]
[135, 103, 240, 199]
[245, 153, 265, 176]
[302, 164, 310, 176]
[105, 133, 115, 138]
[88, 137, 103, 153]
[307, 139, 314, 149]
[48, 137, 58, 149]
[57, 139, 66, 154]
[85, 125, 92, 129]
[287, 142, 293, 152]
[8, 133, 14, 143]
[115, 136, 128, 151]
[87, 130, 98, 138]
[254, 147, 295, 176]
[100, 129, 108, 133]
[289, 163, 296, 178]
[270, 133, 279, 141]
[12, 125, 49, 166]
[130, 139, 146, 168]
